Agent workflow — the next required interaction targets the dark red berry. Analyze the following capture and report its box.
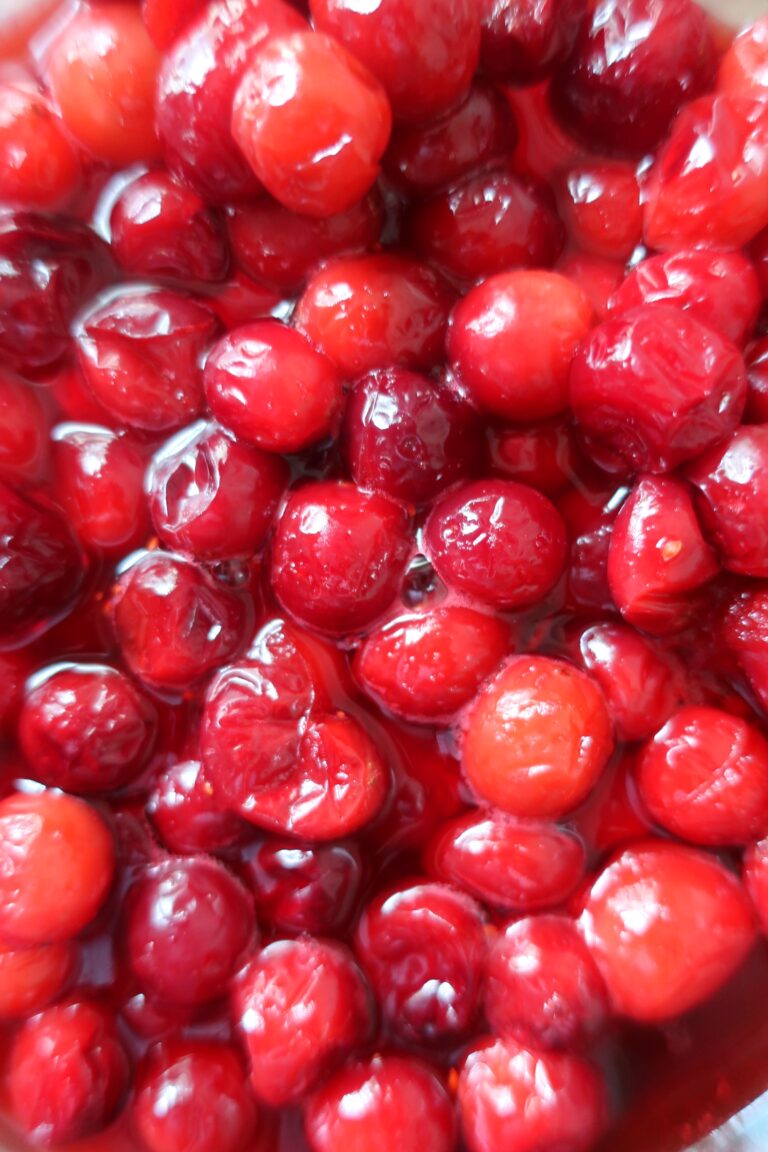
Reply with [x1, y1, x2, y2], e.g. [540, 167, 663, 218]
[147, 758, 249, 855]
[245, 839, 363, 936]
[479, 0, 587, 84]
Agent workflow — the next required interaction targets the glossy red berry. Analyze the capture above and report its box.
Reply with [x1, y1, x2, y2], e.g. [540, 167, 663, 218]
[581, 842, 755, 1021]
[558, 162, 642, 260]
[485, 419, 580, 497]
[462, 656, 614, 819]
[355, 880, 486, 1045]
[0, 374, 48, 483]
[234, 937, 372, 1106]
[719, 16, 768, 101]
[424, 480, 567, 610]
[0, 85, 80, 211]
[0, 938, 75, 1021]
[722, 588, 768, 713]
[245, 840, 363, 936]
[147, 759, 248, 855]
[479, 0, 586, 84]
[448, 270, 593, 421]
[134, 1041, 257, 1152]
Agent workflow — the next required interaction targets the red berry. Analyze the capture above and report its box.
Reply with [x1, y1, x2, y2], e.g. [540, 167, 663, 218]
[424, 480, 567, 610]
[147, 758, 248, 855]
[558, 162, 642, 260]
[294, 253, 453, 377]
[9, 1000, 129, 1146]
[205, 321, 343, 454]
[744, 835, 768, 932]
[148, 421, 287, 560]
[485, 419, 580, 496]
[0, 939, 74, 1021]
[550, 0, 715, 156]
[234, 937, 372, 1106]
[479, 0, 586, 84]
[557, 252, 625, 321]
[571, 305, 746, 474]
[719, 16, 768, 101]
[0, 85, 80, 211]
[485, 915, 609, 1049]
[245, 839, 363, 936]
[686, 426, 768, 578]
[47, 2, 162, 164]
[448, 270, 592, 421]
[355, 606, 510, 724]
[607, 475, 719, 635]
[19, 663, 156, 794]
[311, 0, 480, 124]
[462, 656, 613, 819]
[110, 551, 249, 691]
[342, 367, 480, 504]
[142, 0, 208, 49]
[558, 481, 627, 614]
[581, 842, 755, 1021]
[305, 1054, 456, 1152]
[127, 856, 256, 1006]
[0, 373, 48, 482]
[232, 31, 391, 218]
[425, 809, 586, 914]
[354, 880, 486, 1044]
[722, 588, 768, 713]
[271, 480, 411, 636]
[109, 170, 229, 283]
[458, 1036, 607, 1152]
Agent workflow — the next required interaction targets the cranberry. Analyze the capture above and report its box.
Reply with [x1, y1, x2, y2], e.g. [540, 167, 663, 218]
[751, 226, 768, 300]
[578, 752, 653, 856]
[234, 937, 372, 1106]
[109, 170, 229, 283]
[19, 663, 156, 794]
[448, 270, 593, 421]
[571, 621, 685, 742]
[559, 481, 627, 614]
[110, 551, 249, 692]
[305, 1055, 456, 1152]
[0, 482, 84, 641]
[47, 3, 162, 164]
[486, 420, 580, 496]
[74, 288, 219, 434]
[719, 16, 768, 101]
[311, 0, 479, 124]
[9, 1000, 129, 1146]
[0, 648, 33, 737]
[571, 305, 746, 473]
[0, 938, 75, 1021]
[607, 475, 718, 635]
[722, 588, 768, 713]
[608, 249, 761, 348]
[426, 809, 586, 913]
[147, 758, 248, 855]
[134, 1040, 258, 1152]
[271, 480, 411, 636]
[0, 374, 48, 482]
[205, 321, 343, 454]
[558, 252, 625, 322]
[148, 421, 287, 561]
[295, 253, 453, 376]
[462, 656, 614, 819]
[644, 95, 768, 250]
[127, 857, 255, 1007]
[581, 842, 756, 1021]
[0, 85, 80, 211]
[245, 839, 363, 935]
[354, 880, 486, 1044]
[686, 426, 768, 578]
[458, 1036, 607, 1152]
[355, 606, 510, 724]
[407, 168, 564, 282]
[550, 0, 715, 156]
[156, 0, 305, 204]
[558, 162, 642, 260]
[485, 915, 609, 1050]
[228, 190, 382, 294]
[424, 480, 567, 610]
[384, 83, 516, 196]
[201, 270, 283, 330]
[638, 706, 768, 846]
[744, 338, 768, 423]
[744, 835, 768, 932]
[342, 367, 480, 504]
[480, 0, 586, 84]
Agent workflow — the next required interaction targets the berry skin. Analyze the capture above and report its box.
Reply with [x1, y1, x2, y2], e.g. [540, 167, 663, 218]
[304, 1054, 456, 1152]
[448, 270, 593, 422]
[126, 857, 256, 1007]
[19, 663, 156, 794]
[142, 0, 208, 49]
[719, 17, 768, 101]
[147, 759, 248, 856]
[245, 839, 363, 936]
[233, 937, 372, 1107]
[425, 809, 586, 914]
[571, 305, 746, 474]
[744, 836, 768, 933]
[311, 0, 480, 124]
[745, 337, 768, 423]
[355, 880, 487, 1045]
[147, 421, 287, 561]
[485, 916, 610, 1050]
[232, 31, 391, 218]
[0, 374, 48, 483]
[557, 162, 642, 261]
[10, 1000, 129, 1146]
[458, 1036, 607, 1152]
[204, 321, 343, 454]
[134, 1041, 258, 1152]
[0, 85, 80, 211]
[0, 939, 75, 1021]
[462, 656, 614, 820]
[485, 419, 580, 497]
[271, 480, 412, 637]
[637, 706, 768, 846]
[354, 606, 510, 725]
[0, 792, 114, 947]
[580, 842, 756, 1021]
[479, 0, 587, 85]
[722, 588, 768, 713]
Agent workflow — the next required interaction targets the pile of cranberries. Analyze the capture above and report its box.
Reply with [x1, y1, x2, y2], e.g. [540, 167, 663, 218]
[4, 0, 768, 1150]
